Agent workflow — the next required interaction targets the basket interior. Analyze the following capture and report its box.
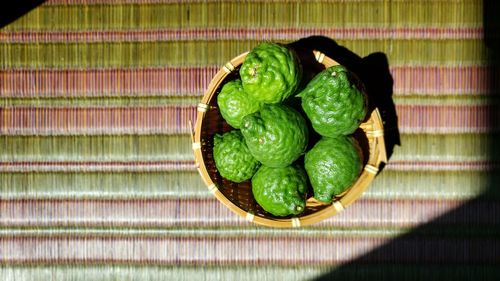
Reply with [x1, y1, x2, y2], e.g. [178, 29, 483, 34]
[200, 47, 371, 220]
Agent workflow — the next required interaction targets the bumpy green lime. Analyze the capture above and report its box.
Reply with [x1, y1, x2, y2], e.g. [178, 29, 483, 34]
[240, 42, 302, 104]
[241, 104, 308, 167]
[299, 65, 367, 136]
[213, 130, 261, 183]
[217, 79, 260, 129]
[304, 136, 362, 203]
[252, 164, 307, 216]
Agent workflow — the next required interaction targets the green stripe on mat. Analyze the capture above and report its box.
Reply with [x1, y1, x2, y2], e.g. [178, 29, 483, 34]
[2, 2, 482, 31]
[0, 96, 494, 108]
[368, 170, 492, 199]
[1, 225, 499, 238]
[0, 265, 499, 281]
[2, 96, 497, 108]
[0, 135, 194, 162]
[0, 170, 494, 199]
[393, 96, 499, 105]
[0, 226, 407, 238]
[0, 97, 201, 107]
[390, 133, 491, 162]
[0, 134, 491, 162]
[0, 171, 206, 199]
[0, 40, 486, 68]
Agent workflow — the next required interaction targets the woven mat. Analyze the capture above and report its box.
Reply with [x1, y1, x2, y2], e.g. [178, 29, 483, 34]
[1, 1, 499, 280]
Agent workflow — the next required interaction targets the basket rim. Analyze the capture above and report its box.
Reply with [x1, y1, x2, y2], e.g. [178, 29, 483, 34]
[192, 50, 387, 228]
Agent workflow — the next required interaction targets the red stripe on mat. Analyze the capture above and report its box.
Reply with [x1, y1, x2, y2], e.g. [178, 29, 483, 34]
[0, 67, 218, 97]
[0, 105, 495, 135]
[0, 27, 483, 42]
[0, 106, 197, 135]
[1, 236, 498, 265]
[0, 160, 196, 172]
[393, 65, 492, 95]
[388, 160, 500, 171]
[1, 198, 498, 228]
[0, 159, 497, 172]
[0, 66, 493, 97]
[396, 104, 493, 134]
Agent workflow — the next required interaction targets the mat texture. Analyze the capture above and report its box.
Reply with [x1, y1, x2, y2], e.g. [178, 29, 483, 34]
[1, 0, 499, 280]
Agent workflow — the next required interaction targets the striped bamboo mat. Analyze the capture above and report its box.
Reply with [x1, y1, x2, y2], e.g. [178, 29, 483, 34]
[1, 0, 499, 280]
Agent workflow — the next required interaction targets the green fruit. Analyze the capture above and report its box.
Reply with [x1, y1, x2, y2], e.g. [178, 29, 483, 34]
[304, 137, 362, 203]
[252, 164, 307, 216]
[213, 130, 261, 183]
[299, 65, 367, 136]
[217, 79, 260, 129]
[241, 104, 308, 167]
[240, 42, 302, 104]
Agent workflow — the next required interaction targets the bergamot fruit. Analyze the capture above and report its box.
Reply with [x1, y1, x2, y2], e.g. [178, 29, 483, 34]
[241, 104, 308, 167]
[213, 130, 261, 183]
[240, 42, 302, 104]
[217, 79, 260, 129]
[299, 65, 367, 136]
[252, 164, 307, 216]
[304, 136, 362, 203]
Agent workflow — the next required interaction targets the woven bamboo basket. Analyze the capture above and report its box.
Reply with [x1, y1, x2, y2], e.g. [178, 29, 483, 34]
[192, 49, 387, 228]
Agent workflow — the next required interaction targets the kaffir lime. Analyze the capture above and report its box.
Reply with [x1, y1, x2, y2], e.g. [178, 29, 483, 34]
[213, 130, 261, 183]
[299, 65, 367, 136]
[217, 79, 260, 129]
[240, 42, 302, 104]
[304, 136, 363, 203]
[252, 164, 307, 216]
[241, 104, 308, 167]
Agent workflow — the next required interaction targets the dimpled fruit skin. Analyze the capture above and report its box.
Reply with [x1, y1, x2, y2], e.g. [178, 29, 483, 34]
[305, 137, 362, 203]
[299, 65, 366, 136]
[217, 79, 260, 129]
[240, 42, 302, 104]
[241, 104, 308, 167]
[252, 164, 307, 216]
[213, 131, 261, 183]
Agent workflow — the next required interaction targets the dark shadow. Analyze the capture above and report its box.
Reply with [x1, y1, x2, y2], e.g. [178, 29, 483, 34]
[289, 36, 400, 163]
[0, 0, 46, 29]
[303, 0, 500, 279]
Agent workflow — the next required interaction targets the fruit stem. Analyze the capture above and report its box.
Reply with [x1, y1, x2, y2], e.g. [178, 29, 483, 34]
[250, 67, 258, 77]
